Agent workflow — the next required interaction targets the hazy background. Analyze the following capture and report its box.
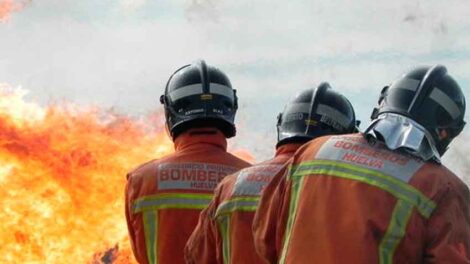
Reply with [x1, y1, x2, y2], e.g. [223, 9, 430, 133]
[1, 0, 469, 182]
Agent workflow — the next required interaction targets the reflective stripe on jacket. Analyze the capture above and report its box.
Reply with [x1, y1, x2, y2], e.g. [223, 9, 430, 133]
[185, 143, 302, 264]
[125, 128, 251, 264]
[253, 133, 470, 264]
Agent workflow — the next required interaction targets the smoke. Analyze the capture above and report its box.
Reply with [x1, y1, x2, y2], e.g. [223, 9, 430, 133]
[185, 0, 220, 22]
[1, 0, 470, 161]
[0, 0, 30, 22]
[401, 2, 449, 35]
[442, 132, 470, 186]
[119, 0, 146, 13]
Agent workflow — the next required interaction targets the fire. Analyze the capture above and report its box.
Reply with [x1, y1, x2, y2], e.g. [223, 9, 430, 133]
[231, 148, 256, 164]
[0, 85, 254, 263]
[0, 0, 29, 23]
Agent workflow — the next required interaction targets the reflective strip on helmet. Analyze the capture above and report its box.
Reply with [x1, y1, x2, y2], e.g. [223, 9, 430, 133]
[430, 87, 462, 119]
[210, 83, 234, 101]
[279, 176, 305, 264]
[392, 78, 420, 91]
[215, 197, 260, 217]
[132, 193, 213, 213]
[286, 103, 311, 114]
[168, 84, 203, 101]
[290, 160, 435, 217]
[143, 210, 158, 264]
[317, 104, 351, 129]
[391, 78, 461, 119]
[217, 215, 231, 264]
[379, 200, 414, 264]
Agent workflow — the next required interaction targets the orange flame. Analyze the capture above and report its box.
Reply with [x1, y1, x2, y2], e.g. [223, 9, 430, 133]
[0, 0, 29, 23]
[231, 148, 256, 164]
[0, 84, 253, 263]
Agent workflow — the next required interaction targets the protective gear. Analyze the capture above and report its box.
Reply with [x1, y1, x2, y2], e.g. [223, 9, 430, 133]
[125, 128, 250, 264]
[369, 65, 466, 160]
[185, 143, 302, 264]
[366, 113, 441, 162]
[253, 134, 470, 264]
[160, 60, 238, 139]
[277, 83, 357, 147]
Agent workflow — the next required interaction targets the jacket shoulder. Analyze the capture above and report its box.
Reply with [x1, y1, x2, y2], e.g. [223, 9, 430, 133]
[127, 159, 158, 180]
[295, 133, 344, 158]
[127, 152, 179, 180]
[427, 163, 469, 191]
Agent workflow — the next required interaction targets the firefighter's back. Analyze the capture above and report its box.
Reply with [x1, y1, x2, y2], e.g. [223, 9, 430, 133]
[126, 129, 250, 264]
[282, 133, 468, 263]
[214, 146, 296, 263]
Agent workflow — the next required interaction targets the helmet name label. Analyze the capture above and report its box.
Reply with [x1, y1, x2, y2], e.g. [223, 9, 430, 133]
[321, 115, 343, 131]
[184, 108, 204, 115]
[157, 163, 238, 191]
[317, 104, 350, 130]
[284, 113, 304, 123]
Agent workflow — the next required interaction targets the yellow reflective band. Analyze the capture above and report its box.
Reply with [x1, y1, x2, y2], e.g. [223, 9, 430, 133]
[290, 160, 435, 218]
[133, 193, 213, 213]
[305, 119, 317, 126]
[201, 94, 213, 100]
[280, 177, 305, 264]
[215, 197, 260, 217]
[217, 215, 231, 264]
[286, 165, 295, 181]
[379, 200, 414, 264]
[143, 210, 158, 264]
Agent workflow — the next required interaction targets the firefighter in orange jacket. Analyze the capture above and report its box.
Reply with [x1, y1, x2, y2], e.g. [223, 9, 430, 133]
[125, 60, 251, 264]
[185, 83, 358, 264]
[253, 65, 470, 263]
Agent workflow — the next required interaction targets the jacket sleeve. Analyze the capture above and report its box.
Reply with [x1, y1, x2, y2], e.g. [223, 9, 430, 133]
[185, 186, 224, 264]
[424, 179, 470, 263]
[253, 165, 292, 264]
[125, 174, 139, 261]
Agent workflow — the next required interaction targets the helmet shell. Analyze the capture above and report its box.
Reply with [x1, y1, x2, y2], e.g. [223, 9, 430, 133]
[277, 83, 357, 147]
[372, 65, 466, 155]
[161, 60, 238, 139]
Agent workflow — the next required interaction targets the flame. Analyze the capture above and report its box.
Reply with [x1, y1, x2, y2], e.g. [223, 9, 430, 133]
[0, 0, 29, 23]
[231, 148, 256, 164]
[0, 84, 254, 263]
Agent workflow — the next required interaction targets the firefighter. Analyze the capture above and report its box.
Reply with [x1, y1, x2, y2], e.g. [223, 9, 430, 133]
[185, 83, 357, 264]
[125, 60, 251, 264]
[253, 65, 470, 263]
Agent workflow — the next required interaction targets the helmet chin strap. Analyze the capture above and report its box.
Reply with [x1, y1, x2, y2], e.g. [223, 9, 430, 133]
[365, 113, 441, 163]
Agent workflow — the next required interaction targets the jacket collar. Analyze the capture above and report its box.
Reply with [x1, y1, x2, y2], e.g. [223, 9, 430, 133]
[275, 143, 303, 157]
[174, 127, 227, 152]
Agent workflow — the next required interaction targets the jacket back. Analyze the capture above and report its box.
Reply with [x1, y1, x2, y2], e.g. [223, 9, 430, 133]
[185, 143, 301, 264]
[125, 129, 251, 264]
[253, 133, 470, 264]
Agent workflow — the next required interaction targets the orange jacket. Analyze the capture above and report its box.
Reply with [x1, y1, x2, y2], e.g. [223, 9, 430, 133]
[253, 133, 470, 264]
[185, 143, 302, 264]
[125, 128, 251, 264]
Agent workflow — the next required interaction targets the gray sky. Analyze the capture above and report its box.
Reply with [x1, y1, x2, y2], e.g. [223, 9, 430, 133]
[1, 0, 470, 169]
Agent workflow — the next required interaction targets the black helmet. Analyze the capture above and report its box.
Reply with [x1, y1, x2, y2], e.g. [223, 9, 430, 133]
[371, 65, 466, 156]
[276, 83, 357, 147]
[160, 60, 238, 139]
